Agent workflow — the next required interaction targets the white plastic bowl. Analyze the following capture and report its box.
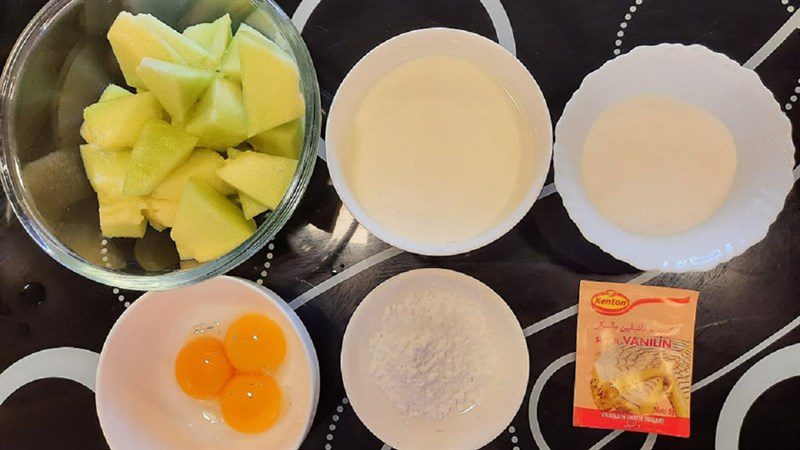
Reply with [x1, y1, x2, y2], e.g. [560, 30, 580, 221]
[341, 269, 529, 450]
[554, 44, 795, 272]
[326, 28, 553, 256]
[95, 276, 320, 450]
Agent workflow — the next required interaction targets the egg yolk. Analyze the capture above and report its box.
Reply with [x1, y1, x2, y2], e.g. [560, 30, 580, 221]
[220, 373, 282, 433]
[224, 313, 286, 373]
[175, 336, 235, 399]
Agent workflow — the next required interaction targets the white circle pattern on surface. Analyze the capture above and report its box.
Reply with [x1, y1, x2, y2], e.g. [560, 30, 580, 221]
[0, 348, 101, 404]
[100, 238, 111, 268]
[613, 0, 644, 55]
[100, 238, 128, 306]
[102, 238, 279, 304]
[526, 353, 660, 450]
[256, 240, 276, 285]
[613, 0, 798, 57]
[507, 425, 519, 445]
[527, 353, 574, 450]
[116, 290, 126, 306]
[292, 0, 516, 55]
[715, 344, 800, 449]
[787, 80, 800, 111]
[322, 397, 350, 448]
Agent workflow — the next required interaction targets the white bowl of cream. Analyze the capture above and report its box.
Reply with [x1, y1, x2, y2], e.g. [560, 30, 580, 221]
[326, 28, 552, 256]
[554, 44, 795, 272]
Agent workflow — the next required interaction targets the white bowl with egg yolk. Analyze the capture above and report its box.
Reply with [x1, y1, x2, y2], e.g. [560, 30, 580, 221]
[325, 28, 553, 256]
[554, 44, 795, 272]
[95, 276, 320, 450]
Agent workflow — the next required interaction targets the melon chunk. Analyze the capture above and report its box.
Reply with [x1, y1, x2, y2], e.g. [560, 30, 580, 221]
[136, 58, 214, 124]
[107, 12, 185, 89]
[145, 148, 232, 229]
[99, 198, 148, 238]
[171, 179, 256, 262]
[81, 144, 130, 201]
[185, 77, 247, 149]
[99, 84, 132, 102]
[183, 14, 232, 68]
[80, 144, 148, 238]
[124, 121, 198, 196]
[144, 198, 173, 231]
[151, 148, 233, 198]
[239, 189, 269, 219]
[81, 92, 163, 148]
[249, 120, 303, 159]
[217, 151, 297, 210]
[218, 23, 272, 82]
[239, 36, 304, 135]
[136, 13, 212, 69]
[225, 148, 269, 218]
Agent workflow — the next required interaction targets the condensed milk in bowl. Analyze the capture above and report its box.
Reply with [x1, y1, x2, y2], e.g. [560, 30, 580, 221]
[326, 28, 552, 256]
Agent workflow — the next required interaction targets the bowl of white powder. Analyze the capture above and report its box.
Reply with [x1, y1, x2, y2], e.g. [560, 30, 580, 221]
[554, 44, 795, 272]
[341, 269, 529, 449]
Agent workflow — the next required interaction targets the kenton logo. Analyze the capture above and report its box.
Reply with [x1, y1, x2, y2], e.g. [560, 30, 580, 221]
[590, 290, 630, 315]
[590, 290, 691, 315]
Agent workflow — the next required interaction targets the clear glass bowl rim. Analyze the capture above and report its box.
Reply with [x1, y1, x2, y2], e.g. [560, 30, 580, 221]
[0, 0, 321, 291]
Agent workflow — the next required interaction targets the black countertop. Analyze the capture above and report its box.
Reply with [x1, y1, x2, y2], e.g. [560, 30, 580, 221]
[1, 1, 799, 449]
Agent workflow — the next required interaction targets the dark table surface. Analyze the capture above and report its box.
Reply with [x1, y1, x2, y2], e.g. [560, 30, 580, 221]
[1, 1, 799, 449]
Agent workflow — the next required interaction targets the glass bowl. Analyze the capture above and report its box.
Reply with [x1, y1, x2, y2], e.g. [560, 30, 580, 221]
[0, 0, 320, 291]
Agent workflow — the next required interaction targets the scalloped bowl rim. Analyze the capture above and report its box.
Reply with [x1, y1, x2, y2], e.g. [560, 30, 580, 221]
[554, 43, 795, 273]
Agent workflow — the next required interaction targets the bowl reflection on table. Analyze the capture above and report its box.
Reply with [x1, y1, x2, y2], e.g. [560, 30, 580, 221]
[0, 0, 321, 291]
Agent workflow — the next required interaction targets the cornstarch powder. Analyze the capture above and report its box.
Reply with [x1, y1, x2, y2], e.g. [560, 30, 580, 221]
[368, 288, 496, 420]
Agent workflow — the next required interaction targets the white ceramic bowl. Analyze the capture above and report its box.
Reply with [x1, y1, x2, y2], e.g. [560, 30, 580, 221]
[554, 44, 795, 272]
[95, 276, 320, 450]
[326, 28, 553, 256]
[341, 269, 529, 450]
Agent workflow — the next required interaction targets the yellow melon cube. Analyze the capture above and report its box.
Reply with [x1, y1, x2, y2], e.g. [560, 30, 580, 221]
[217, 150, 297, 210]
[136, 58, 214, 124]
[225, 148, 269, 218]
[218, 23, 271, 82]
[136, 13, 212, 69]
[144, 148, 232, 229]
[81, 92, 163, 148]
[124, 121, 198, 196]
[171, 179, 256, 262]
[185, 77, 247, 149]
[107, 12, 185, 89]
[183, 14, 232, 68]
[99, 197, 148, 238]
[80, 144, 128, 201]
[80, 144, 148, 238]
[239, 36, 304, 135]
[98, 84, 132, 102]
[249, 119, 303, 159]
